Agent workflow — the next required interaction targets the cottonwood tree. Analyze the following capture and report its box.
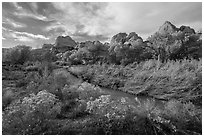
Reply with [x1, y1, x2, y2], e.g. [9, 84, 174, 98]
[147, 29, 202, 62]
[5, 45, 31, 64]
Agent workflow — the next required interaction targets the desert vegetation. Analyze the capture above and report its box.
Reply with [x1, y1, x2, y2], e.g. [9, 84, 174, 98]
[2, 21, 202, 135]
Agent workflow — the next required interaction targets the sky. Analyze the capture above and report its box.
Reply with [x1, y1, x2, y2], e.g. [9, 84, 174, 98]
[2, 2, 202, 48]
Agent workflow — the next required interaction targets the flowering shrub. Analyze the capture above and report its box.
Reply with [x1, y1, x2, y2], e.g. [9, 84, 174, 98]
[162, 100, 202, 134]
[60, 82, 103, 103]
[2, 90, 61, 135]
[77, 82, 104, 101]
[86, 95, 136, 119]
[58, 82, 102, 118]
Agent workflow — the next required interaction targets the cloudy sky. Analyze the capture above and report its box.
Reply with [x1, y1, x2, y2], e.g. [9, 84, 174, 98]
[2, 2, 202, 48]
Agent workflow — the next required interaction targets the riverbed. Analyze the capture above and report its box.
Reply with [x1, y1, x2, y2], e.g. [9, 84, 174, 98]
[66, 66, 167, 111]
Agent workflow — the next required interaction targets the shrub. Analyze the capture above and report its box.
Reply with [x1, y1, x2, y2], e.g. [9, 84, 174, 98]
[162, 100, 202, 134]
[53, 68, 78, 89]
[4, 45, 31, 64]
[36, 69, 75, 100]
[123, 59, 202, 102]
[2, 90, 61, 135]
[2, 87, 15, 110]
[57, 82, 104, 118]
[80, 111, 178, 135]
[77, 82, 104, 101]
[56, 82, 102, 118]
[61, 84, 80, 101]
[86, 95, 137, 119]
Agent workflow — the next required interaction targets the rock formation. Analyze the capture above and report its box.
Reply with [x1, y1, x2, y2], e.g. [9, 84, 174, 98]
[179, 25, 195, 34]
[52, 36, 77, 53]
[54, 36, 77, 48]
[157, 21, 196, 36]
[42, 44, 54, 49]
[158, 21, 178, 35]
[109, 32, 145, 53]
[110, 33, 127, 45]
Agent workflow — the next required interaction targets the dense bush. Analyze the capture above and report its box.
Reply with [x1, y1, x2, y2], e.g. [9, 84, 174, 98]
[72, 64, 134, 89]
[147, 32, 202, 62]
[29, 49, 57, 63]
[123, 59, 202, 103]
[77, 82, 104, 101]
[3, 45, 31, 64]
[2, 87, 15, 110]
[80, 113, 161, 135]
[86, 95, 137, 119]
[68, 41, 109, 65]
[83, 94, 201, 135]
[2, 90, 61, 135]
[34, 68, 76, 100]
[73, 59, 201, 105]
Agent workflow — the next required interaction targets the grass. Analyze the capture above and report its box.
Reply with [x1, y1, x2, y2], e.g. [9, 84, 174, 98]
[124, 59, 202, 103]
[73, 59, 201, 105]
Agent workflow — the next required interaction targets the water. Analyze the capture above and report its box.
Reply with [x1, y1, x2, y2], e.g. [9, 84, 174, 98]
[100, 87, 166, 110]
[67, 69, 166, 110]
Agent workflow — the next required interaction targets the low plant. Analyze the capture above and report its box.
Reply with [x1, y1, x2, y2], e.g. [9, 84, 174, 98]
[2, 88, 15, 110]
[2, 90, 61, 135]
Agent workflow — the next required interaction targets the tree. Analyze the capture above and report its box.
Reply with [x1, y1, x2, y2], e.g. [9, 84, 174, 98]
[182, 34, 202, 59]
[69, 41, 109, 65]
[69, 48, 90, 65]
[147, 30, 202, 62]
[88, 41, 109, 64]
[5, 45, 31, 64]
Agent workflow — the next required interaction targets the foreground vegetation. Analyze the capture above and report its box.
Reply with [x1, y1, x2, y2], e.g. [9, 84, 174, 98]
[2, 21, 202, 135]
[76, 59, 202, 105]
[2, 58, 202, 135]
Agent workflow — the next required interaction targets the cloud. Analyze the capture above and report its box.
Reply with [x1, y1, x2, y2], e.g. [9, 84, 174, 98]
[14, 12, 49, 21]
[51, 2, 115, 37]
[3, 27, 49, 42]
[9, 2, 49, 21]
[106, 2, 202, 39]
[30, 2, 38, 13]
[50, 2, 201, 41]
[12, 2, 23, 10]
[3, 18, 27, 28]
[13, 31, 49, 40]
[2, 2, 202, 47]
[12, 34, 34, 42]
[6, 30, 34, 42]
[44, 21, 65, 32]
[71, 31, 109, 42]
